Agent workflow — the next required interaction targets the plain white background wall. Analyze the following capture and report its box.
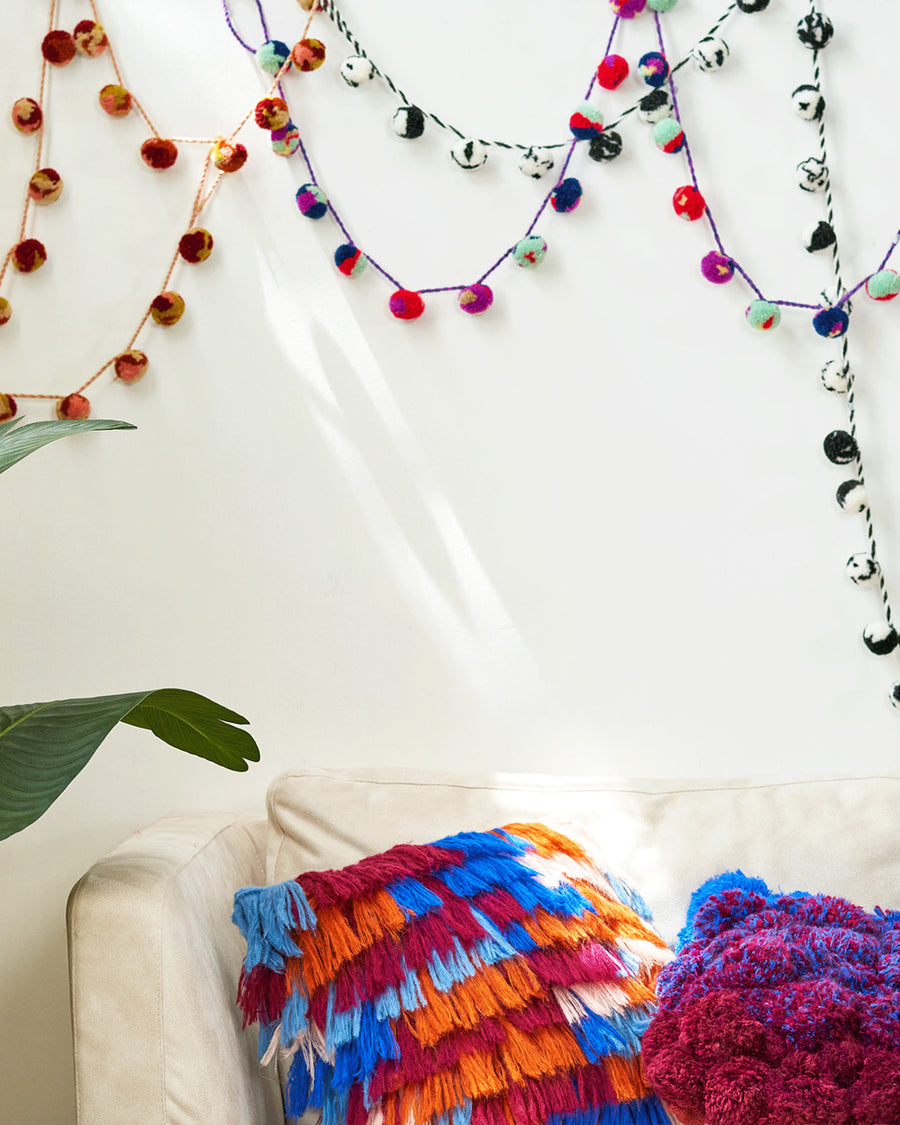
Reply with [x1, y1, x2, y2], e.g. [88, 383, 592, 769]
[3, 1, 900, 1120]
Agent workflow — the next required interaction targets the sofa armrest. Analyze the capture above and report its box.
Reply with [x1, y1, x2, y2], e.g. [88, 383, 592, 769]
[67, 812, 284, 1125]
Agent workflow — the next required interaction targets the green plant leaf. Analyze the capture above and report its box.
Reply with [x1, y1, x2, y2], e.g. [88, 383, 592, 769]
[0, 418, 136, 475]
[0, 690, 260, 840]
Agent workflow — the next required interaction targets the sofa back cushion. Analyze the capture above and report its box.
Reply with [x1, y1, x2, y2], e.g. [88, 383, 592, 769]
[265, 767, 900, 945]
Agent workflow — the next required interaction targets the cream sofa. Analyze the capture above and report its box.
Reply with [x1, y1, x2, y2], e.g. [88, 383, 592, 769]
[66, 766, 900, 1125]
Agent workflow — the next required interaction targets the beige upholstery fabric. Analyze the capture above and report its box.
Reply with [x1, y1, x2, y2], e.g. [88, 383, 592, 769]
[67, 812, 284, 1125]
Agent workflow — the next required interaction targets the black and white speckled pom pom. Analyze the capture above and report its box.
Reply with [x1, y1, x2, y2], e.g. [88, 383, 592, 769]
[836, 480, 868, 512]
[804, 220, 836, 253]
[823, 430, 859, 465]
[797, 13, 834, 50]
[450, 138, 488, 170]
[792, 84, 825, 121]
[736, 0, 770, 11]
[588, 131, 623, 162]
[821, 359, 849, 394]
[797, 157, 827, 192]
[340, 56, 375, 86]
[847, 554, 881, 586]
[691, 37, 729, 71]
[863, 621, 899, 656]
[638, 89, 672, 124]
[393, 105, 425, 138]
[519, 147, 555, 179]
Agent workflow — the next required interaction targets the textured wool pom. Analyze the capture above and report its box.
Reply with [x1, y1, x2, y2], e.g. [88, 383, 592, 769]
[569, 104, 604, 140]
[393, 105, 425, 138]
[821, 359, 849, 393]
[340, 55, 375, 86]
[178, 228, 214, 264]
[450, 138, 488, 170]
[459, 283, 493, 315]
[12, 97, 43, 134]
[73, 20, 108, 57]
[823, 429, 858, 464]
[648, 0, 678, 10]
[256, 40, 291, 75]
[334, 244, 367, 277]
[513, 235, 547, 267]
[389, 289, 425, 320]
[254, 97, 290, 131]
[140, 138, 178, 170]
[638, 88, 672, 123]
[813, 307, 849, 338]
[211, 139, 247, 173]
[114, 349, 149, 384]
[836, 480, 867, 512]
[292, 38, 326, 71]
[847, 554, 880, 586]
[56, 393, 90, 420]
[551, 178, 582, 213]
[638, 52, 669, 87]
[0, 299, 11, 327]
[98, 84, 132, 116]
[797, 157, 827, 192]
[792, 84, 825, 120]
[0, 393, 16, 421]
[588, 130, 623, 162]
[746, 300, 780, 330]
[797, 13, 834, 49]
[11, 239, 46, 273]
[296, 183, 328, 218]
[804, 220, 836, 253]
[270, 123, 300, 156]
[653, 118, 684, 153]
[610, 0, 647, 16]
[863, 620, 899, 655]
[28, 168, 63, 205]
[596, 54, 629, 90]
[691, 37, 729, 71]
[42, 30, 76, 66]
[149, 291, 185, 326]
[519, 146, 554, 178]
[736, 0, 769, 9]
[701, 251, 734, 283]
[866, 269, 900, 301]
[672, 185, 705, 221]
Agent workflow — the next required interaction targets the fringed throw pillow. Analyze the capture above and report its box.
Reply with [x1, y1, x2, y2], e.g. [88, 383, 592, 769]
[642, 871, 900, 1125]
[233, 822, 673, 1125]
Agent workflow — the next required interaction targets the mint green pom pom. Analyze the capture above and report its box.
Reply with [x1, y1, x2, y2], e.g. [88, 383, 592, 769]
[513, 235, 547, 268]
[653, 117, 685, 153]
[648, 0, 678, 10]
[746, 300, 781, 331]
[866, 269, 900, 301]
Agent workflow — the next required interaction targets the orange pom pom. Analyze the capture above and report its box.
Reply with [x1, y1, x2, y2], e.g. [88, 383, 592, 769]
[99, 84, 132, 116]
[12, 97, 42, 134]
[141, 138, 178, 170]
[291, 38, 326, 71]
[211, 139, 248, 173]
[114, 350, 148, 384]
[56, 393, 91, 420]
[28, 168, 63, 205]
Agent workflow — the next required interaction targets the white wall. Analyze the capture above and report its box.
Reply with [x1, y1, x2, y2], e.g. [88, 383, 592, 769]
[3, 1, 900, 1120]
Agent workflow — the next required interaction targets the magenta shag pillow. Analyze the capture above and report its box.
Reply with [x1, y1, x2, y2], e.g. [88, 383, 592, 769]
[642, 871, 900, 1125]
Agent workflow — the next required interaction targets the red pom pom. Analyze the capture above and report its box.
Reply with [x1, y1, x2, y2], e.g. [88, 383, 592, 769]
[254, 97, 290, 130]
[178, 228, 214, 264]
[389, 289, 425, 320]
[141, 138, 178, 170]
[56, 393, 91, 420]
[0, 393, 17, 422]
[673, 185, 706, 221]
[596, 54, 629, 89]
[11, 238, 47, 273]
[42, 30, 76, 66]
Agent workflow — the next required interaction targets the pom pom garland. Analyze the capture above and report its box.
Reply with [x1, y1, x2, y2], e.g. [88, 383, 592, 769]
[792, 84, 825, 121]
[270, 123, 300, 156]
[12, 97, 43, 134]
[653, 118, 684, 153]
[42, 31, 76, 67]
[0, 393, 17, 421]
[389, 289, 425, 320]
[866, 270, 900, 301]
[672, 185, 705, 221]
[638, 89, 672, 123]
[73, 20, 108, 57]
[28, 168, 63, 205]
[863, 620, 899, 655]
[140, 138, 178, 170]
[836, 480, 867, 512]
[11, 239, 46, 273]
[334, 244, 367, 277]
[569, 104, 605, 140]
[691, 37, 729, 71]
[149, 292, 186, 326]
[450, 139, 488, 170]
[178, 228, 214, 263]
[0, 300, 11, 328]
[459, 283, 494, 315]
[254, 98, 290, 130]
[98, 84, 132, 116]
[393, 105, 425, 138]
[256, 40, 291, 75]
[638, 52, 669, 87]
[746, 300, 781, 330]
[291, 38, 326, 71]
[56, 393, 91, 420]
[211, 139, 248, 173]
[513, 235, 547, 267]
[797, 13, 834, 50]
[823, 430, 858, 465]
[610, 0, 646, 16]
[588, 130, 623, 161]
[701, 251, 734, 284]
[550, 178, 583, 213]
[340, 56, 375, 86]
[596, 54, 629, 90]
[113, 350, 149, 384]
[518, 146, 554, 178]
[813, 307, 849, 338]
[847, 554, 880, 586]
[821, 359, 849, 393]
[296, 183, 328, 218]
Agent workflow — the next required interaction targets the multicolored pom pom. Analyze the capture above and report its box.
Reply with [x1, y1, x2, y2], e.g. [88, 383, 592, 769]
[56, 393, 91, 420]
[291, 38, 326, 71]
[863, 620, 898, 656]
[610, 0, 646, 16]
[513, 235, 547, 268]
[334, 244, 367, 277]
[653, 117, 684, 153]
[114, 349, 149, 384]
[28, 168, 63, 205]
[393, 105, 425, 139]
[813, 306, 849, 338]
[518, 146, 554, 179]
[211, 139, 247, 173]
[596, 55, 629, 90]
[0, 393, 17, 422]
[691, 37, 729, 71]
[672, 185, 705, 221]
[836, 479, 867, 512]
[256, 40, 291, 75]
[588, 131, 623, 162]
[389, 290, 425, 320]
[296, 183, 328, 219]
[823, 429, 858, 464]
[866, 269, 900, 301]
[746, 299, 781, 330]
[450, 139, 488, 170]
[98, 84, 132, 116]
[637, 52, 669, 87]
[73, 20, 108, 57]
[340, 56, 375, 86]
[701, 250, 734, 283]
[12, 97, 42, 134]
[569, 104, 604, 140]
[271, 123, 300, 157]
[551, 178, 582, 213]
[255, 98, 290, 131]
[178, 228, 214, 264]
[42, 30, 76, 66]
[11, 239, 46, 274]
[149, 292, 185, 326]
[140, 138, 178, 170]
[0, 299, 11, 327]
[458, 284, 493, 315]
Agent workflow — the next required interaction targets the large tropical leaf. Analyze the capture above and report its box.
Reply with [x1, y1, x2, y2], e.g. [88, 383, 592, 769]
[0, 690, 260, 840]
[0, 417, 136, 475]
